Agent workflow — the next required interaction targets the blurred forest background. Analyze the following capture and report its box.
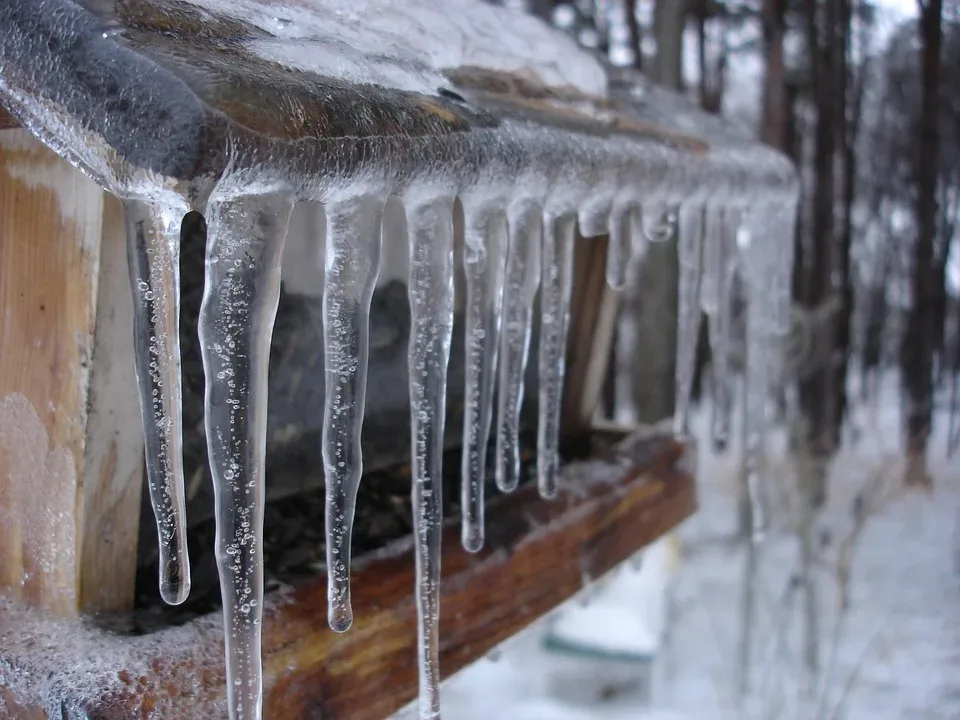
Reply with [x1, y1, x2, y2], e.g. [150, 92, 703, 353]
[498, 0, 960, 497]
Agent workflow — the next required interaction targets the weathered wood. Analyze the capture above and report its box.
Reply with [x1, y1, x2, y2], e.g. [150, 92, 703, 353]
[0, 130, 143, 615]
[0, 435, 694, 719]
[563, 234, 621, 433]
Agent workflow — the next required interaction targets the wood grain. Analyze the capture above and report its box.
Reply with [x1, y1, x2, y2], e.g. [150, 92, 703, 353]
[0, 130, 142, 615]
[0, 435, 693, 719]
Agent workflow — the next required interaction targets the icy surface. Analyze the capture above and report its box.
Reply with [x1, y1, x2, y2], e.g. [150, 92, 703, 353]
[0, 2, 803, 716]
[322, 195, 384, 631]
[673, 204, 704, 437]
[124, 199, 192, 606]
[537, 214, 577, 499]
[199, 190, 295, 720]
[496, 200, 542, 493]
[461, 204, 507, 552]
[185, 0, 608, 96]
[406, 195, 457, 720]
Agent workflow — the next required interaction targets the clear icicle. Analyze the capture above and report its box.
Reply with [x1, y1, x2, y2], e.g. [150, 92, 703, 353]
[700, 205, 723, 316]
[628, 205, 650, 265]
[606, 206, 631, 290]
[461, 205, 507, 552]
[322, 195, 384, 632]
[674, 203, 705, 437]
[537, 213, 576, 499]
[124, 199, 191, 606]
[710, 207, 740, 451]
[741, 204, 782, 541]
[198, 191, 294, 720]
[495, 200, 542, 493]
[406, 196, 456, 720]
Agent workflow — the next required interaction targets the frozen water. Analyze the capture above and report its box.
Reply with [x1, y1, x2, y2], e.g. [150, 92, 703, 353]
[537, 214, 577, 499]
[709, 208, 741, 451]
[496, 200, 542, 493]
[123, 198, 192, 605]
[198, 190, 295, 720]
[406, 195, 456, 720]
[322, 195, 384, 631]
[461, 203, 508, 552]
[0, 1, 803, 717]
[673, 204, 705, 437]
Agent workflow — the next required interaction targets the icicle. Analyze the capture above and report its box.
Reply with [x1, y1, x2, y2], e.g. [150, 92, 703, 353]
[700, 205, 723, 316]
[406, 195, 456, 720]
[537, 213, 576, 499]
[628, 205, 649, 265]
[673, 203, 704, 437]
[741, 203, 782, 541]
[461, 204, 507, 552]
[198, 191, 294, 720]
[710, 207, 740, 451]
[322, 195, 384, 632]
[606, 205, 631, 290]
[643, 204, 676, 244]
[123, 199, 191, 606]
[495, 200, 542, 493]
[772, 199, 798, 335]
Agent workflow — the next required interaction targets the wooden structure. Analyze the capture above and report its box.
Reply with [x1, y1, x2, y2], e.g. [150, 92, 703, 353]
[0, 433, 693, 719]
[0, 0, 800, 715]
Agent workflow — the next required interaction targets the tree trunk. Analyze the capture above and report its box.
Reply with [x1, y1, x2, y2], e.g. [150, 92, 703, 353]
[902, 0, 943, 487]
[653, 0, 686, 89]
[625, 0, 643, 70]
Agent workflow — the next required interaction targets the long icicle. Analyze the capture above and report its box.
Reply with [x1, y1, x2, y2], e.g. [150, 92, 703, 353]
[710, 207, 741, 451]
[406, 196, 456, 720]
[495, 199, 541, 493]
[461, 205, 507, 552]
[741, 205, 775, 541]
[322, 195, 384, 631]
[537, 213, 576, 499]
[199, 191, 294, 720]
[123, 198, 191, 606]
[674, 203, 705, 436]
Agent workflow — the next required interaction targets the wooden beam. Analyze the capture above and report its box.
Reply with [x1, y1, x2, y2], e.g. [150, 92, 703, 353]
[0, 434, 694, 719]
[0, 130, 143, 615]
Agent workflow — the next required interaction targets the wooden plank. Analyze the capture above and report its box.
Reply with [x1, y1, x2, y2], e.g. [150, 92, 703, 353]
[0, 130, 143, 615]
[562, 234, 620, 433]
[0, 434, 694, 719]
[79, 194, 145, 613]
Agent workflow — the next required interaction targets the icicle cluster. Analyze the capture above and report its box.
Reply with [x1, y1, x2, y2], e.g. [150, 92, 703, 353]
[0, 2, 801, 718]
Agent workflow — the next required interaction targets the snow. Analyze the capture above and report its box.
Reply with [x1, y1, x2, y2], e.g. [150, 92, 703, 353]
[396, 373, 960, 719]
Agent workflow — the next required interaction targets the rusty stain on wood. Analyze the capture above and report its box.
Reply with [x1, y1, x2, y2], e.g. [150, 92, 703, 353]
[0, 435, 694, 719]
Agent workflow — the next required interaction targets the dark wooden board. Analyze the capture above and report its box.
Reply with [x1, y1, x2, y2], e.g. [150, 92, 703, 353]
[0, 434, 694, 720]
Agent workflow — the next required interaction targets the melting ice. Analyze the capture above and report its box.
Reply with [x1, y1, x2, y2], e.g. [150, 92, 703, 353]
[0, 0, 801, 718]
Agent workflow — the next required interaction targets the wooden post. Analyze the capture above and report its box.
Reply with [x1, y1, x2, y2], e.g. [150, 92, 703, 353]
[0, 129, 143, 616]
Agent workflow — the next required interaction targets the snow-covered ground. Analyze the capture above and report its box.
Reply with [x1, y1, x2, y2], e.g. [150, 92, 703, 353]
[398, 374, 960, 719]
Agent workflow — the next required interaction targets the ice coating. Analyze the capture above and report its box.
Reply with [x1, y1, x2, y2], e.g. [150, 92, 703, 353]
[198, 190, 294, 720]
[461, 204, 507, 552]
[123, 199, 191, 605]
[0, 0, 805, 715]
[185, 0, 608, 96]
[606, 204, 633, 290]
[537, 213, 576, 499]
[673, 203, 705, 436]
[709, 207, 741, 451]
[406, 195, 456, 720]
[739, 201, 790, 540]
[496, 200, 542, 493]
[322, 195, 384, 631]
